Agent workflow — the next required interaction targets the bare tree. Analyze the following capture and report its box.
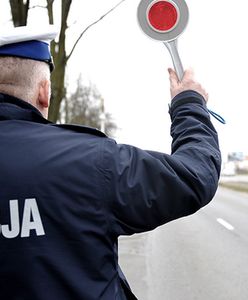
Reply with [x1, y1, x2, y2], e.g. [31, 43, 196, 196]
[63, 75, 117, 137]
[6, 0, 126, 123]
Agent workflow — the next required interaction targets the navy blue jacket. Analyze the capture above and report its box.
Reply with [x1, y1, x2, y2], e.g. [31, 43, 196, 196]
[0, 91, 221, 299]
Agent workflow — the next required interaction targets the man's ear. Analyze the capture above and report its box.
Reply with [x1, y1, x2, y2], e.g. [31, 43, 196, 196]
[38, 80, 50, 109]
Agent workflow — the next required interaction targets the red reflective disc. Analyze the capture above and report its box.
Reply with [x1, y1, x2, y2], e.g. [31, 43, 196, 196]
[148, 1, 178, 32]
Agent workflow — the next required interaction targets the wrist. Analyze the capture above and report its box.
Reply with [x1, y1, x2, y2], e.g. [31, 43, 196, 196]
[169, 90, 206, 115]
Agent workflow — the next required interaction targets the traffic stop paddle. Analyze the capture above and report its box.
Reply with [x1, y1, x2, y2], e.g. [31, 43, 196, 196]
[137, 0, 189, 81]
[137, 0, 226, 124]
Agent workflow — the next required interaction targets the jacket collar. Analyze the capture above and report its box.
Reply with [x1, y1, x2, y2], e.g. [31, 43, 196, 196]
[0, 93, 107, 137]
[0, 93, 52, 124]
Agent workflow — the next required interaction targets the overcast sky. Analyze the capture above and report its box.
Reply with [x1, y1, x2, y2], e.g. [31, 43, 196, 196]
[1, 0, 248, 159]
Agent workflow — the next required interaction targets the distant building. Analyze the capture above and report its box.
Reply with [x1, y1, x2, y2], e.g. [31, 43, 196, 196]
[226, 152, 248, 174]
[221, 152, 248, 176]
[228, 152, 245, 162]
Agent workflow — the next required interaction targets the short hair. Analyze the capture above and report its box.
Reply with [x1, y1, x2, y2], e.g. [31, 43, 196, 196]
[0, 56, 50, 103]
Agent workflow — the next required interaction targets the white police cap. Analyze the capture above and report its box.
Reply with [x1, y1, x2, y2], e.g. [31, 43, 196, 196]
[0, 25, 58, 71]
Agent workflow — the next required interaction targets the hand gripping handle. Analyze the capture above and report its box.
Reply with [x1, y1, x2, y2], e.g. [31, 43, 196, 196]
[164, 40, 184, 81]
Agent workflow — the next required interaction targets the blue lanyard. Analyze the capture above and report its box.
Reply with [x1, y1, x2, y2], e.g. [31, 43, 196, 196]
[208, 109, 226, 124]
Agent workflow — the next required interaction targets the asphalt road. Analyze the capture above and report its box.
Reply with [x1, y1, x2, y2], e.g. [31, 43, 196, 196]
[119, 187, 248, 300]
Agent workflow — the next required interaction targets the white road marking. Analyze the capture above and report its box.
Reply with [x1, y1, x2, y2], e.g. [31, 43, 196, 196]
[217, 218, 234, 231]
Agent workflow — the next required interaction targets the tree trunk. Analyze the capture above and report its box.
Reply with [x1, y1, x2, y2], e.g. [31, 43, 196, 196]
[9, 0, 29, 26]
[47, 0, 72, 123]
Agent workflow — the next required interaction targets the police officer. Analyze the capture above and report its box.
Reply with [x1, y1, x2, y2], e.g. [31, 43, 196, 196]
[0, 26, 221, 300]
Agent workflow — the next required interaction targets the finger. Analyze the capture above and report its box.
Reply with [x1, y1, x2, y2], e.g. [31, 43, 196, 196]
[168, 68, 179, 86]
[168, 68, 179, 80]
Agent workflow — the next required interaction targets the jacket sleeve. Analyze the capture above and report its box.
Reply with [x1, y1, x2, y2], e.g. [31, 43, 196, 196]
[99, 90, 221, 236]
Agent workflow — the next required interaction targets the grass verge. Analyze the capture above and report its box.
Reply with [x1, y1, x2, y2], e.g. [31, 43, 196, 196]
[219, 181, 248, 194]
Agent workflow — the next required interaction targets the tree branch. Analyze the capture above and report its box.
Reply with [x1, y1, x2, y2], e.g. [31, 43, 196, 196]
[29, 5, 47, 10]
[46, 0, 55, 25]
[66, 0, 127, 62]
